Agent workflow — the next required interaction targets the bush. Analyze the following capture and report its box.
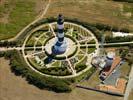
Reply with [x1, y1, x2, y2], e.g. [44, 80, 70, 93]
[75, 64, 87, 73]
[74, 67, 96, 82]
[105, 36, 133, 43]
[5, 50, 72, 92]
[39, 67, 72, 76]
[0, 51, 5, 57]
[0, 41, 17, 47]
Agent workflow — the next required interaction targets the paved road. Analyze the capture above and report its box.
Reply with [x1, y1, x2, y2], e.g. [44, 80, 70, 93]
[103, 41, 133, 46]
[0, 40, 133, 52]
[124, 64, 133, 100]
[0, 47, 22, 51]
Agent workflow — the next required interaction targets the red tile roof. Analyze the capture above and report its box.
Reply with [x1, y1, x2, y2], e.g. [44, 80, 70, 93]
[96, 78, 127, 94]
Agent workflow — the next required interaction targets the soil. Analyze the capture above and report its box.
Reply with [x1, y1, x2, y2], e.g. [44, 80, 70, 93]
[0, 57, 123, 100]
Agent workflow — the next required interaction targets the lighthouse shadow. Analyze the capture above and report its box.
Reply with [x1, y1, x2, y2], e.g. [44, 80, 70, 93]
[44, 46, 57, 64]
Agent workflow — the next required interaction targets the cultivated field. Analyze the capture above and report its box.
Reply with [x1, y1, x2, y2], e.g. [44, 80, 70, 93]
[45, 0, 133, 31]
[0, 0, 133, 40]
[0, 58, 123, 100]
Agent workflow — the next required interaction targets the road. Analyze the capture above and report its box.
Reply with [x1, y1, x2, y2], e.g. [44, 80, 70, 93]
[103, 41, 133, 46]
[124, 64, 133, 100]
[0, 47, 22, 51]
[0, 40, 133, 52]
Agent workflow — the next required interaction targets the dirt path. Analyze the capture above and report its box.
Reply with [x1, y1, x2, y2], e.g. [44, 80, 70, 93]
[0, 58, 123, 100]
[8, 0, 51, 41]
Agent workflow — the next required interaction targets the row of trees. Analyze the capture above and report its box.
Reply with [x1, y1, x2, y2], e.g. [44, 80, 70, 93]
[105, 36, 133, 43]
[0, 50, 72, 92]
[75, 64, 87, 73]
[12, 17, 132, 45]
[0, 41, 17, 47]
[39, 67, 72, 76]
[64, 18, 132, 43]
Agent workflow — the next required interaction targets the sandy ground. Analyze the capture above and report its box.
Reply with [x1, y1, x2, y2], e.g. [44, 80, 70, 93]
[0, 58, 123, 100]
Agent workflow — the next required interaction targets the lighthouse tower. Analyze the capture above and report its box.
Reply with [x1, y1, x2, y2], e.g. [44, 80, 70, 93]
[52, 14, 67, 54]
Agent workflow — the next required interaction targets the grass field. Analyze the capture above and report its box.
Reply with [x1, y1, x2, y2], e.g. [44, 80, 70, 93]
[120, 62, 131, 77]
[45, 0, 133, 32]
[0, 58, 123, 100]
[0, 0, 133, 40]
[0, 0, 47, 40]
[80, 70, 101, 88]
[128, 89, 133, 100]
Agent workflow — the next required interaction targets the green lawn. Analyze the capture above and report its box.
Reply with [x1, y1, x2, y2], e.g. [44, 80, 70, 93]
[120, 62, 131, 77]
[0, 0, 37, 40]
[88, 47, 96, 54]
[80, 70, 101, 88]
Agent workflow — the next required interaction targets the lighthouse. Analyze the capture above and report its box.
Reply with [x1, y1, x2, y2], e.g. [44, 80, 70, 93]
[52, 14, 67, 54]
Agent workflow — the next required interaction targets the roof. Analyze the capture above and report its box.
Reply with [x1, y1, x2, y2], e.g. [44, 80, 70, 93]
[102, 56, 121, 78]
[96, 78, 127, 94]
[107, 52, 115, 59]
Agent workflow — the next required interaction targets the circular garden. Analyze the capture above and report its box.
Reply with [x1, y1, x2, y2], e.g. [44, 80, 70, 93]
[22, 22, 99, 78]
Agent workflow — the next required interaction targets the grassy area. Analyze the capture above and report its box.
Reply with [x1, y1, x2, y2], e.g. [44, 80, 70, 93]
[120, 62, 131, 78]
[88, 47, 96, 54]
[0, 58, 123, 100]
[0, 0, 36, 40]
[80, 70, 101, 88]
[51, 61, 61, 67]
[45, 0, 133, 32]
[0, 0, 47, 40]
[128, 89, 133, 100]
[87, 39, 96, 44]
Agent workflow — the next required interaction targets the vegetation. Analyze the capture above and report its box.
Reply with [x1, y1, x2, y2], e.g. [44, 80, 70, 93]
[113, 0, 133, 3]
[2, 15, 131, 44]
[75, 56, 87, 72]
[128, 89, 133, 100]
[0, 0, 37, 40]
[120, 62, 131, 77]
[0, 50, 72, 92]
[46, 0, 133, 32]
[88, 47, 96, 54]
[74, 67, 96, 82]
[75, 64, 87, 73]
[0, 48, 97, 92]
[105, 36, 133, 43]
[39, 67, 72, 76]
[0, 41, 17, 47]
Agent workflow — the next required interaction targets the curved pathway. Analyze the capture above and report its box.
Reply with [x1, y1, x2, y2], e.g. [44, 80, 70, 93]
[8, 0, 51, 41]
[21, 22, 99, 78]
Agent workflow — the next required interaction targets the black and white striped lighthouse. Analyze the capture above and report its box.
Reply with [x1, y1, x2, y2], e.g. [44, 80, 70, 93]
[52, 14, 67, 54]
[57, 14, 64, 43]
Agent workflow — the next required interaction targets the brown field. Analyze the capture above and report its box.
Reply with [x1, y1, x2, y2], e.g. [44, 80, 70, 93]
[0, 0, 47, 23]
[128, 89, 133, 100]
[0, 58, 123, 100]
[45, 0, 133, 31]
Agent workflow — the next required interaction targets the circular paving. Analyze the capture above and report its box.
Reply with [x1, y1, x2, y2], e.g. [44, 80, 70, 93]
[44, 36, 78, 59]
[22, 22, 100, 78]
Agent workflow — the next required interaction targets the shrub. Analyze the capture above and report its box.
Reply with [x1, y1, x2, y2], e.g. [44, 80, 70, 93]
[4, 50, 72, 92]
[75, 64, 87, 73]
[0, 51, 5, 57]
